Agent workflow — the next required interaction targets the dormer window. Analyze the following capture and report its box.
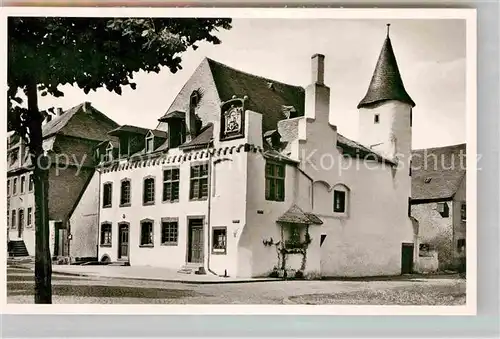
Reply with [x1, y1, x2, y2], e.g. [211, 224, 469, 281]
[104, 143, 114, 162]
[145, 131, 154, 153]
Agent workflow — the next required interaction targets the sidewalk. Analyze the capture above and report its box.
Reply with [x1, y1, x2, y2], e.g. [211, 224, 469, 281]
[49, 265, 280, 284]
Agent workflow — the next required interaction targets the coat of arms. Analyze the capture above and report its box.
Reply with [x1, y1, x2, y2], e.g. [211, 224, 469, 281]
[224, 106, 243, 135]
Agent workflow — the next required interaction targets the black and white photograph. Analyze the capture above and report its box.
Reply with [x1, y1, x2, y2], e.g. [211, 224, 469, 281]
[2, 8, 476, 314]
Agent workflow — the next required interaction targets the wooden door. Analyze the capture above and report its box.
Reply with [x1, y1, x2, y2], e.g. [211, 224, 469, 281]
[188, 219, 204, 263]
[401, 243, 414, 274]
[118, 224, 129, 260]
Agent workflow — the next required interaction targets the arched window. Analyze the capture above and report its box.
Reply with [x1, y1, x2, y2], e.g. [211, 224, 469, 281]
[332, 184, 350, 216]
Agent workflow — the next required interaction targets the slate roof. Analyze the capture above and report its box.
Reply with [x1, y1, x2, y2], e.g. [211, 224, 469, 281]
[149, 129, 168, 138]
[108, 125, 151, 136]
[337, 133, 396, 166]
[357, 35, 415, 109]
[411, 143, 466, 201]
[159, 110, 185, 121]
[206, 58, 305, 133]
[42, 104, 83, 138]
[179, 123, 214, 150]
[277, 204, 323, 225]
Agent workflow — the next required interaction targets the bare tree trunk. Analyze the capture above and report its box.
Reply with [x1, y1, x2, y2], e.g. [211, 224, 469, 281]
[26, 82, 52, 304]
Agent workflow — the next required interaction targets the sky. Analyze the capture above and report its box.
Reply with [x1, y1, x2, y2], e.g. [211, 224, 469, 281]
[37, 18, 466, 149]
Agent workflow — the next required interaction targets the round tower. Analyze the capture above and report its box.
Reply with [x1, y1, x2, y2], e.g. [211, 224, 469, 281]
[357, 24, 415, 164]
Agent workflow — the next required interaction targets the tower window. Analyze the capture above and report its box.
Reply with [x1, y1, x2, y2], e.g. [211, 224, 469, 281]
[374, 114, 380, 124]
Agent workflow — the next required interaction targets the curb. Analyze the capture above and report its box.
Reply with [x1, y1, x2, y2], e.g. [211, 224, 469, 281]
[50, 269, 281, 285]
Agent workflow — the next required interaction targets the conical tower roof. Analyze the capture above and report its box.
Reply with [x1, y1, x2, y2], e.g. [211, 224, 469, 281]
[357, 25, 415, 109]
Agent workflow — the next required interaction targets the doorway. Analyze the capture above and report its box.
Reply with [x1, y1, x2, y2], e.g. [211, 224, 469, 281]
[401, 243, 414, 274]
[53, 221, 65, 256]
[187, 218, 204, 264]
[17, 209, 24, 238]
[118, 223, 129, 260]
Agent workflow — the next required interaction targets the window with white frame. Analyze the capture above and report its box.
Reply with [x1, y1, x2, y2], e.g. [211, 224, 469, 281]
[163, 168, 180, 202]
[145, 132, 154, 153]
[265, 161, 285, 201]
[100, 223, 112, 246]
[161, 218, 178, 245]
[190, 163, 208, 200]
[103, 182, 113, 208]
[120, 179, 131, 206]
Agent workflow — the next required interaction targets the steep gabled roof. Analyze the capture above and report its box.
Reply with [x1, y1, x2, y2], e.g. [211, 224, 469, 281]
[42, 104, 83, 138]
[42, 102, 119, 140]
[411, 143, 466, 201]
[206, 58, 305, 133]
[357, 31, 415, 109]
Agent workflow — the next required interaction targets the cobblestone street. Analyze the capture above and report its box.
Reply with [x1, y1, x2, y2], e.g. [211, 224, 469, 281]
[7, 267, 466, 305]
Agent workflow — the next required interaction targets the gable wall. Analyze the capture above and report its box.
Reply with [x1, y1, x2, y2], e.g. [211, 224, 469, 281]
[157, 59, 222, 132]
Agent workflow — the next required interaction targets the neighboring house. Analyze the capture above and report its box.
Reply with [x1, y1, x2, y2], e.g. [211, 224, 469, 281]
[7, 102, 119, 261]
[410, 143, 466, 272]
[94, 28, 420, 278]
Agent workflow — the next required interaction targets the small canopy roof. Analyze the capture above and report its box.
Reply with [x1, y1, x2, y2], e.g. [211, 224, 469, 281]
[277, 204, 323, 225]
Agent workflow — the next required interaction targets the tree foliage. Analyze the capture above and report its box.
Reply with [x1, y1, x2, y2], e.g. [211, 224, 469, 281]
[8, 17, 232, 135]
[7, 16, 231, 304]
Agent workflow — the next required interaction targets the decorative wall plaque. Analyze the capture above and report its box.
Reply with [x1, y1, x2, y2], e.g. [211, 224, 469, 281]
[220, 97, 246, 141]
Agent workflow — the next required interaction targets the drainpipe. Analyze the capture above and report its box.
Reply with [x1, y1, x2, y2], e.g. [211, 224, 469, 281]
[95, 167, 102, 262]
[206, 138, 217, 276]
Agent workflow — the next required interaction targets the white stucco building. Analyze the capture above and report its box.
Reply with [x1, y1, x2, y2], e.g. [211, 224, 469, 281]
[91, 28, 419, 278]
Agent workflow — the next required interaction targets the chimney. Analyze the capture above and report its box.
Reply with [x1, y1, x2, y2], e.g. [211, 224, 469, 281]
[56, 108, 63, 116]
[305, 53, 330, 122]
[83, 102, 91, 112]
[311, 54, 325, 85]
[46, 115, 53, 123]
